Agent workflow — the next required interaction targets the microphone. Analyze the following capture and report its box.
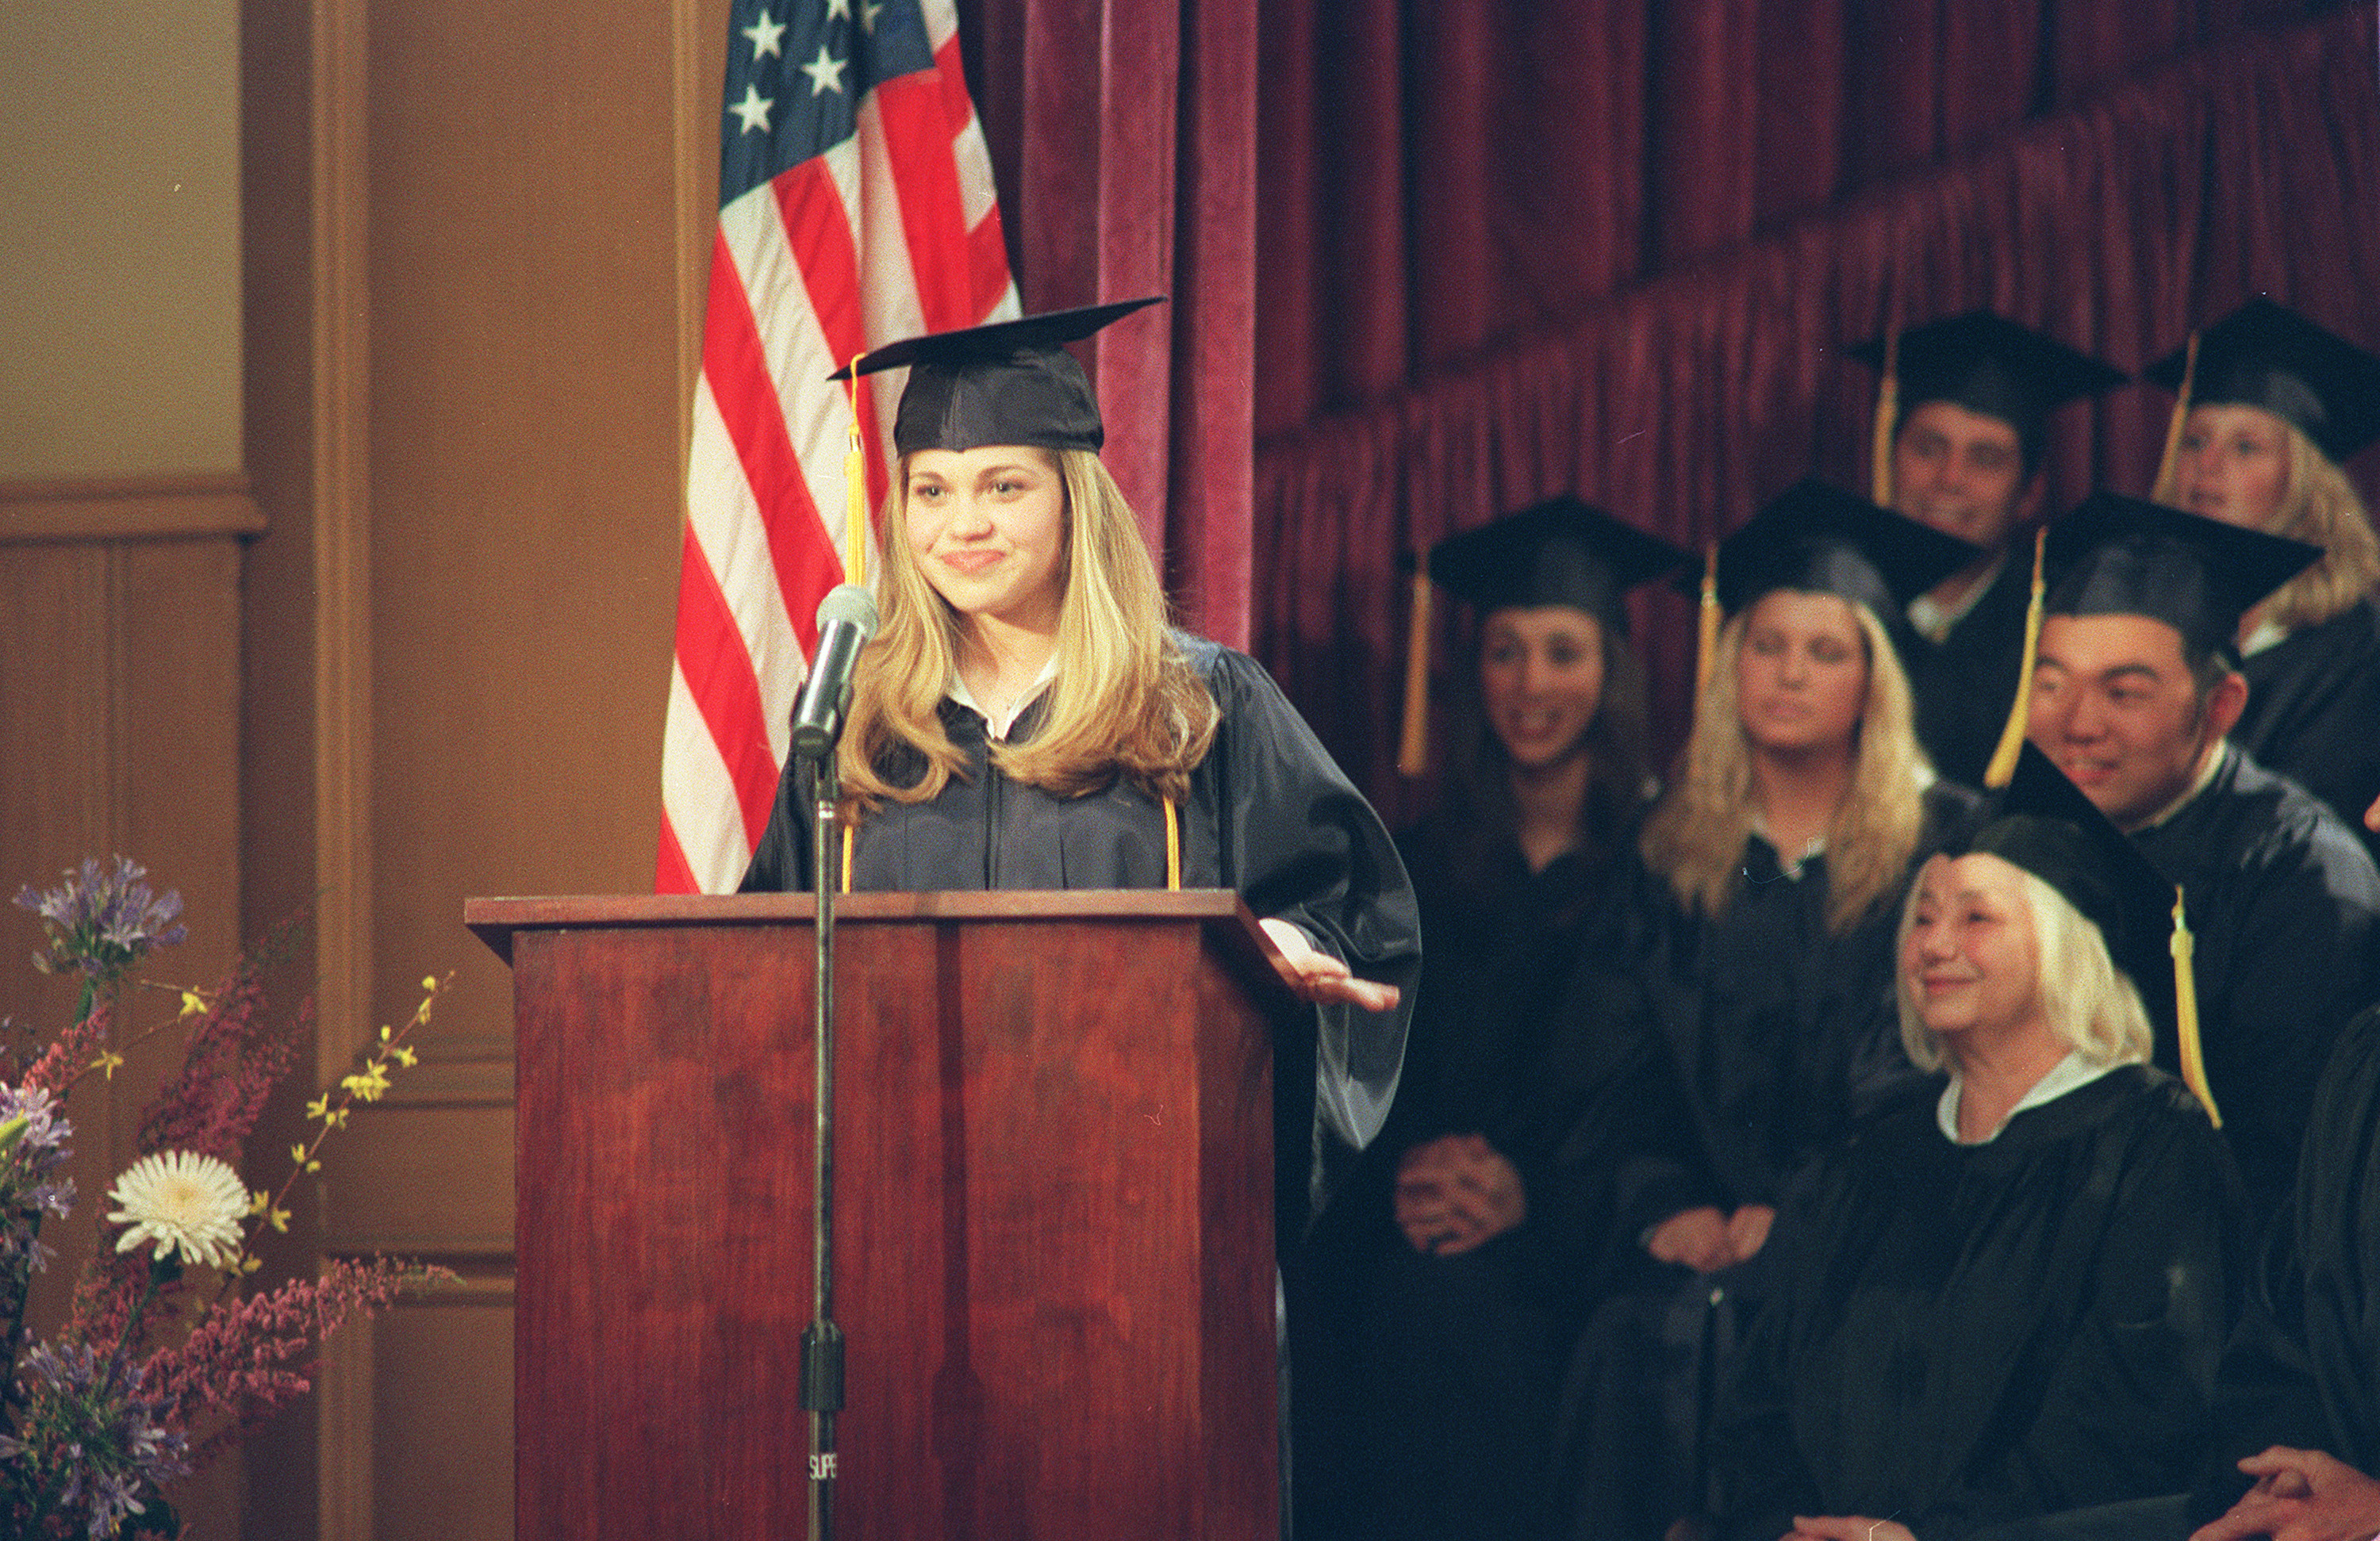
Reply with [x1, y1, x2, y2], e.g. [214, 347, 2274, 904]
[789, 584, 879, 758]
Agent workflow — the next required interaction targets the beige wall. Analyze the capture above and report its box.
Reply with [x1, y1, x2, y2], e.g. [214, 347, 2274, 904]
[4, 0, 731, 1535]
[0, 0, 243, 478]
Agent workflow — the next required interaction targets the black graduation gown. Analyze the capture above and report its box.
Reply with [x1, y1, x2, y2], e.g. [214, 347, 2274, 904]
[739, 634, 1422, 1240]
[1908, 558, 2033, 789]
[2197, 1002, 2380, 1521]
[1296, 815, 1683, 1541]
[1615, 780, 1982, 1237]
[2236, 597, 2380, 864]
[1549, 784, 1979, 1541]
[2127, 744, 2380, 1214]
[1709, 1067, 2247, 1541]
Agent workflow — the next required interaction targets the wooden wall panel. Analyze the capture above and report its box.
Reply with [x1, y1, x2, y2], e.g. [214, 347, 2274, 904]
[371, 1287, 516, 1541]
[0, 523, 251, 1541]
[236, 0, 729, 1528]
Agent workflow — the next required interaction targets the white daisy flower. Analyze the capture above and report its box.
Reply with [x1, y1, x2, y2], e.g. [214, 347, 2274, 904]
[106, 1151, 248, 1270]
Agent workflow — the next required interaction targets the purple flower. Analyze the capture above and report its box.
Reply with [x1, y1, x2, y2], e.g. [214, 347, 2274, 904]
[13, 858, 186, 987]
[15, 1341, 191, 1538]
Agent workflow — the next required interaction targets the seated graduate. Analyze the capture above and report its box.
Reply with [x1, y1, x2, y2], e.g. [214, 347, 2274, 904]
[2026, 493, 2380, 1217]
[1558, 481, 1983, 1541]
[736, 297, 1420, 1234]
[2146, 297, 2380, 864]
[1846, 311, 2128, 790]
[2190, 789, 2380, 1541]
[1702, 744, 2248, 1541]
[1295, 497, 1691, 1541]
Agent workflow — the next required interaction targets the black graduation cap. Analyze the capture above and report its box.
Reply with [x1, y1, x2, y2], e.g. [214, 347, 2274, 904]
[2043, 491, 2321, 661]
[1963, 741, 2180, 1045]
[1423, 496, 1691, 639]
[829, 296, 1165, 455]
[2144, 296, 2380, 466]
[1395, 497, 1687, 774]
[1848, 311, 2129, 458]
[1689, 478, 1983, 620]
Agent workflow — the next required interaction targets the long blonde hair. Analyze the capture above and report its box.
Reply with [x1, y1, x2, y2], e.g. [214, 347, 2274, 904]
[2255, 423, 2380, 633]
[1894, 856, 2152, 1074]
[1639, 597, 1929, 933]
[838, 447, 1219, 811]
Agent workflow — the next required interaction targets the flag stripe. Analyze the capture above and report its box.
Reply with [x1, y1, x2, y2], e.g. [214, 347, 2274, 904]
[876, 75, 977, 333]
[673, 519, 786, 841]
[659, 0, 1017, 894]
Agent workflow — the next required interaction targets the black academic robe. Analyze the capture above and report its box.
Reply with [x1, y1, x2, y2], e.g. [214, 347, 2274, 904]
[1295, 814, 1683, 1541]
[739, 634, 1422, 1240]
[2128, 745, 2380, 1214]
[2236, 597, 2380, 864]
[1615, 780, 1981, 1237]
[2197, 1002, 2380, 1521]
[1908, 558, 2033, 789]
[1709, 1067, 2247, 1541]
[1553, 783, 1979, 1541]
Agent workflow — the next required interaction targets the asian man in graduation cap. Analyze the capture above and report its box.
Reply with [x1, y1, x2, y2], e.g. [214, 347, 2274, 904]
[2025, 492, 2380, 1215]
[2146, 295, 2380, 864]
[1848, 312, 2129, 788]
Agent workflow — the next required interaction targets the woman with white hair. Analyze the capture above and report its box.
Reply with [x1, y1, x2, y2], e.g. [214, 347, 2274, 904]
[1700, 746, 2247, 1541]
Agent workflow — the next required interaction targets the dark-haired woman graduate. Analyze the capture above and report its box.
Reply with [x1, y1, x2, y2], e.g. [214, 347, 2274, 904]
[1296, 499, 1691, 1541]
[739, 297, 1420, 1252]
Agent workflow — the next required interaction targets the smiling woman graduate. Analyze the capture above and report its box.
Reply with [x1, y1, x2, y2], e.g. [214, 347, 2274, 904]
[1701, 745, 2248, 1541]
[737, 298, 1420, 1236]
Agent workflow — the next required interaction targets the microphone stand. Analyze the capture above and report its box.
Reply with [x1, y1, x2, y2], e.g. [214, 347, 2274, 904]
[800, 746, 846, 1541]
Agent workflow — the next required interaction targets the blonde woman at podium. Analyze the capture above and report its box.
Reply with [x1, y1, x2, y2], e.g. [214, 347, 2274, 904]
[739, 297, 1418, 1237]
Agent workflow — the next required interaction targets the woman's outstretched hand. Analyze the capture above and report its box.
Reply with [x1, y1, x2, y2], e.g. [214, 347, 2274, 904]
[1260, 918, 1402, 1012]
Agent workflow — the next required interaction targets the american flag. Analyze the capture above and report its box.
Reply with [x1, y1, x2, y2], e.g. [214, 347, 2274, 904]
[658, 0, 1017, 893]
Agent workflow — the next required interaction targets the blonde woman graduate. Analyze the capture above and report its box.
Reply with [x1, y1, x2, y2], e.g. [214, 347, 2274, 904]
[2148, 296, 2380, 862]
[738, 299, 1420, 1243]
[1559, 480, 1986, 1541]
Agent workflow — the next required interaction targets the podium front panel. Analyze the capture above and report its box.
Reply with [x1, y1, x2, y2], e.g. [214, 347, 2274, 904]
[497, 895, 1281, 1541]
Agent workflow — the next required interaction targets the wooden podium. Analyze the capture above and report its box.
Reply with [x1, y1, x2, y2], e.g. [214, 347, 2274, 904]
[468, 890, 1293, 1541]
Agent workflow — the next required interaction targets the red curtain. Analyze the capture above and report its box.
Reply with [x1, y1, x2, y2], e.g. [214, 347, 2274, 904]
[1253, 6, 2380, 816]
[958, 1, 2379, 811]
[1253, 0, 2325, 438]
[963, 0, 1262, 647]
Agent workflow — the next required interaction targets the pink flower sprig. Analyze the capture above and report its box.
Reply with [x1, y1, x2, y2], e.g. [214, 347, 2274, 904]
[140, 1255, 449, 1463]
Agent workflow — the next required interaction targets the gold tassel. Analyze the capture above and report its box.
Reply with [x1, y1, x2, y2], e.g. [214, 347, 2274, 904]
[1871, 325, 1900, 508]
[1164, 795, 1181, 891]
[1981, 527, 2047, 789]
[2171, 888, 2221, 1126]
[2152, 332, 2199, 504]
[1695, 542, 1722, 703]
[844, 355, 870, 585]
[1396, 569, 1434, 776]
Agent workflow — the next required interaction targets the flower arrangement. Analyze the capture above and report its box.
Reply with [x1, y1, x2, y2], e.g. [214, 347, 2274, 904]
[2, 857, 446, 1539]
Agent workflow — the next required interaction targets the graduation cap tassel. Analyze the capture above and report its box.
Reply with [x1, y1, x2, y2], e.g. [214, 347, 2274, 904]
[1396, 568, 1434, 777]
[2171, 888, 2221, 1127]
[844, 358, 871, 586]
[2152, 332, 2198, 505]
[1981, 527, 2048, 789]
[1695, 541, 1722, 704]
[1871, 325, 1900, 508]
